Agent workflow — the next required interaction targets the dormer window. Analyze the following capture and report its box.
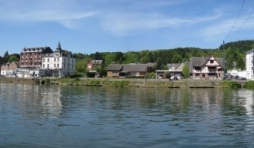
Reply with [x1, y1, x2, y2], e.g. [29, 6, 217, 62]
[210, 60, 214, 64]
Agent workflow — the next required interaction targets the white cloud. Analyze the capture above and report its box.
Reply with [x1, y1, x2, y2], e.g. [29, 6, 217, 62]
[0, 0, 96, 29]
[201, 15, 254, 39]
[100, 11, 222, 36]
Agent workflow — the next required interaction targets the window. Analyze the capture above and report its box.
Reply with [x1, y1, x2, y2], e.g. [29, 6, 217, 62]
[47, 64, 49, 68]
[54, 64, 56, 67]
[43, 64, 45, 68]
[47, 58, 49, 62]
[54, 58, 56, 61]
[57, 64, 59, 67]
[210, 60, 214, 63]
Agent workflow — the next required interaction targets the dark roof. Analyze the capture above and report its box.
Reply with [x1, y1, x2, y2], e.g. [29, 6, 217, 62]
[107, 64, 123, 71]
[167, 63, 181, 69]
[215, 58, 225, 68]
[246, 49, 254, 54]
[54, 42, 73, 57]
[56, 42, 62, 51]
[122, 64, 147, 72]
[190, 57, 207, 66]
[107, 64, 148, 72]
[21, 46, 53, 53]
[189, 56, 225, 71]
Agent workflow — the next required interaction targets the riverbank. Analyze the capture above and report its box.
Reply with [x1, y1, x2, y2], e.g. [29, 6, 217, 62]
[45, 77, 246, 88]
[0, 77, 250, 88]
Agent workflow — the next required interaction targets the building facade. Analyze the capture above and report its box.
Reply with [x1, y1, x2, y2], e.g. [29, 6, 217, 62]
[189, 56, 224, 79]
[246, 49, 254, 79]
[0, 62, 20, 77]
[107, 64, 147, 78]
[41, 42, 76, 77]
[20, 46, 53, 68]
[87, 60, 103, 71]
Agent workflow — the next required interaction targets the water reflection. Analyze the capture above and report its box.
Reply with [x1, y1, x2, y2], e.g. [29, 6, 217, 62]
[237, 90, 254, 116]
[0, 83, 62, 118]
[1, 83, 254, 147]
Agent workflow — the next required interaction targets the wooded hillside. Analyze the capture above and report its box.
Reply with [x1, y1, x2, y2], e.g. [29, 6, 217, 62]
[74, 40, 254, 74]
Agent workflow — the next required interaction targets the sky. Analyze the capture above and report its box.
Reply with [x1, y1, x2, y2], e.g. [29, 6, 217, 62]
[1, 0, 254, 55]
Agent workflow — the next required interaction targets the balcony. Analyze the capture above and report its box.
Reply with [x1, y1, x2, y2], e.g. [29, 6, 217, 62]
[208, 70, 217, 73]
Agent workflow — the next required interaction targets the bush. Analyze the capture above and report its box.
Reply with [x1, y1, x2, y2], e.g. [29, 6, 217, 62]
[125, 76, 145, 79]
[243, 81, 254, 89]
[146, 72, 156, 79]
[69, 74, 82, 78]
[86, 72, 96, 78]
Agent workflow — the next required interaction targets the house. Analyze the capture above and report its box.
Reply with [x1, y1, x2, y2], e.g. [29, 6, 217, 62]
[156, 63, 185, 79]
[107, 64, 148, 78]
[107, 64, 123, 77]
[87, 60, 103, 71]
[0, 61, 20, 77]
[20, 46, 53, 68]
[246, 49, 254, 79]
[121, 64, 147, 77]
[147, 63, 156, 72]
[189, 56, 225, 79]
[41, 42, 76, 77]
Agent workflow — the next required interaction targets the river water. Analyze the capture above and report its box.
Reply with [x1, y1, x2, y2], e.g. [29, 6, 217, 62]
[0, 83, 253, 148]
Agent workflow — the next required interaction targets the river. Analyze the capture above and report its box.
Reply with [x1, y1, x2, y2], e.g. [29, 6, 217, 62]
[0, 83, 253, 147]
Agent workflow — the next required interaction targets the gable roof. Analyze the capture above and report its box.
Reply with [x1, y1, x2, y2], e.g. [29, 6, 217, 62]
[189, 56, 225, 71]
[167, 63, 181, 70]
[107, 64, 148, 72]
[122, 64, 147, 72]
[107, 64, 123, 71]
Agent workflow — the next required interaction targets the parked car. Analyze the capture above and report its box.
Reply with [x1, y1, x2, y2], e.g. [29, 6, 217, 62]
[240, 77, 247, 80]
[170, 76, 178, 80]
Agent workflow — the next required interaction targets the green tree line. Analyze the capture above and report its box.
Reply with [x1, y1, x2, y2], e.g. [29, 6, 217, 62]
[74, 39, 254, 74]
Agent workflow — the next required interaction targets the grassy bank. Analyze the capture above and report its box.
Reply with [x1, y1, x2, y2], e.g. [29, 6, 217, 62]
[46, 78, 233, 88]
[0, 77, 251, 89]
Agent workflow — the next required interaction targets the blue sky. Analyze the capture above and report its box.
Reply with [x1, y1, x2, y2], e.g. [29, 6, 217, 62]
[1, 0, 254, 55]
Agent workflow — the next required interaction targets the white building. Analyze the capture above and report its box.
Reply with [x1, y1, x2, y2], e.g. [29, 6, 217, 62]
[245, 49, 254, 79]
[41, 42, 76, 77]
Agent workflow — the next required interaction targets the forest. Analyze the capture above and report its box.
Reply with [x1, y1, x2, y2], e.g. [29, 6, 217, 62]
[74, 40, 254, 75]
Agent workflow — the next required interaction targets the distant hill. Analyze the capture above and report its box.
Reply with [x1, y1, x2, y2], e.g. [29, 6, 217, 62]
[73, 39, 254, 73]
[219, 40, 254, 52]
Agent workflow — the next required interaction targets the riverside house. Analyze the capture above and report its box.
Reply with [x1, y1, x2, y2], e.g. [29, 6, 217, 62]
[41, 42, 76, 77]
[1, 61, 20, 77]
[20, 46, 53, 68]
[107, 64, 147, 78]
[189, 56, 225, 79]
[87, 60, 103, 71]
[155, 63, 186, 79]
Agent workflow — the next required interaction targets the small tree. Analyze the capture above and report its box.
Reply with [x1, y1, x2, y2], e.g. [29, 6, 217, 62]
[182, 65, 190, 78]
[165, 71, 171, 79]
[3, 51, 9, 63]
[8, 55, 19, 63]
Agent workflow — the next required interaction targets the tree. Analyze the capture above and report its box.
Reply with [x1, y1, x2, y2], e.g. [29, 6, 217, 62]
[165, 71, 171, 79]
[3, 51, 9, 63]
[182, 65, 190, 78]
[94, 52, 103, 60]
[8, 55, 19, 63]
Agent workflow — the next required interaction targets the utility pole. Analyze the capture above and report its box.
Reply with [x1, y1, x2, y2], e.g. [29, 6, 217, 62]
[223, 40, 226, 77]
